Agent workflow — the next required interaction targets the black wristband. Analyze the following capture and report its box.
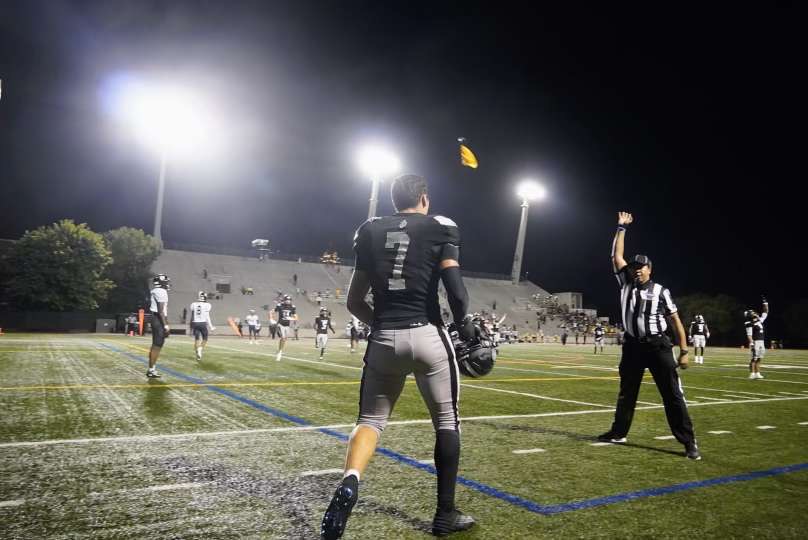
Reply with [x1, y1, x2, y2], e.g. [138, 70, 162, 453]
[617, 225, 627, 232]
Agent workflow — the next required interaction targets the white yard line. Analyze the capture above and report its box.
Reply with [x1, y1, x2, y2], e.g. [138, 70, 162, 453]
[512, 448, 546, 454]
[798, 422, 808, 426]
[694, 396, 730, 402]
[777, 392, 805, 396]
[708, 430, 733, 435]
[643, 381, 773, 397]
[460, 383, 614, 408]
[653, 435, 676, 440]
[636, 400, 660, 406]
[3, 395, 805, 449]
[299, 468, 343, 477]
[722, 376, 808, 385]
[722, 394, 759, 400]
[756, 425, 776, 430]
[207, 344, 363, 371]
[0, 499, 25, 508]
[589, 442, 614, 447]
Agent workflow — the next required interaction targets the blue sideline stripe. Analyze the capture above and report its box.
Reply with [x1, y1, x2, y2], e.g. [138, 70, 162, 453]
[539, 462, 808, 514]
[100, 342, 808, 515]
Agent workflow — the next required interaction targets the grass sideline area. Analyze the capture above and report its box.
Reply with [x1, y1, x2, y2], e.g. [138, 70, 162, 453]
[1, 334, 807, 538]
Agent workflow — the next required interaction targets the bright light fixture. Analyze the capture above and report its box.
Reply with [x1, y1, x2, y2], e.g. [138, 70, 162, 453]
[516, 180, 546, 201]
[110, 78, 219, 158]
[357, 145, 401, 179]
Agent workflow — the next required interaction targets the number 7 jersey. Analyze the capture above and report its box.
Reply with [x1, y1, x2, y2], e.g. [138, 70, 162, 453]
[353, 213, 460, 330]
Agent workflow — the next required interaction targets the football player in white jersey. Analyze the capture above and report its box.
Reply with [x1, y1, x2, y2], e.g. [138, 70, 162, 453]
[245, 309, 261, 344]
[148, 274, 171, 378]
[189, 291, 215, 360]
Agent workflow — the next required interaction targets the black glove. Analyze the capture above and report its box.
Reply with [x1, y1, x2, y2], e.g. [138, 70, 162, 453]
[458, 315, 478, 342]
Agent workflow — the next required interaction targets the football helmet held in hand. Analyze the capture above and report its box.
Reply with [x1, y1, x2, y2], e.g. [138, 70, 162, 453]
[448, 316, 497, 378]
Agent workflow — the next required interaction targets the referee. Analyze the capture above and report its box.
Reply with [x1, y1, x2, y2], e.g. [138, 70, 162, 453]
[597, 212, 701, 460]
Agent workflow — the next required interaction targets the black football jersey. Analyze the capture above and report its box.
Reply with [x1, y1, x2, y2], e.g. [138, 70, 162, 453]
[745, 313, 767, 341]
[354, 212, 460, 330]
[314, 316, 332, 334]
[275, 303, 296, 326]
[594, 327, 605, 338]
[690, 322, 709, 336]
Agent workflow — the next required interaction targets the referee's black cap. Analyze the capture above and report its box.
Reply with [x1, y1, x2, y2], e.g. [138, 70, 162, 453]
[628, 254, 652, 269]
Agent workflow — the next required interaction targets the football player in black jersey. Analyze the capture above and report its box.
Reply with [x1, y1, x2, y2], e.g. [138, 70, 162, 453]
[688, 314, 711, 364]
[745, 297, 769, 379]
[321, 174, 477, 539]
[270, 295, 298, 361]
[314, 307, 336, 359]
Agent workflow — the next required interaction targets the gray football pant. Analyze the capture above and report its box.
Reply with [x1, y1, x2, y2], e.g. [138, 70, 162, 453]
[357, 324, 460, 433]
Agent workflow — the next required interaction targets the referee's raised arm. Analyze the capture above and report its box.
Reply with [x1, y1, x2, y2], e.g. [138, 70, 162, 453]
[611, 211, 633, 273]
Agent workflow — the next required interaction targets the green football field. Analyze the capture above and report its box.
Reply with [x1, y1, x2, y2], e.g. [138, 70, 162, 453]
[1, 334, 807, 539]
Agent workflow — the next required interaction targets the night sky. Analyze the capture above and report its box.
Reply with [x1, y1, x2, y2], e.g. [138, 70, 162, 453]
[1, 1, 804, 329]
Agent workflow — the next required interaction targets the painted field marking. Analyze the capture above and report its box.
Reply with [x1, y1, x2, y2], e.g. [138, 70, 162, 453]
[24, 340, 808, 518]
[646, 382, 773, 397]
[798, 422, 808, 426]
[756, 426, 776, 430]
[418, 459, 436, 464]
[695, 396, 729, 402]
[722, 376, 808, 385]
[460, 383, 614, 408]
[589, 442, 614, 447]
[778, 392, 805, 396]
[4, 395, 808, 449]
[299, 468, 343, 477]
[722, 394, 759, 400]
[708, 431, 733, 435]
[637, 400, 661, 406]
[0, 499, 25, 508]
[512, 448, 546, 454]
[142, 482, 211, 493]
[654, 435, 676, 440]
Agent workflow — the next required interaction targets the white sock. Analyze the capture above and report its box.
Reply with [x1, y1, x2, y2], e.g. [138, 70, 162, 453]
[344, 468, 361, 481]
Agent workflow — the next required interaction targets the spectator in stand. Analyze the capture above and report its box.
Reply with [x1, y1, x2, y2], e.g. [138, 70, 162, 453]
[181, 308, 187, 324]
[268, 316, 278, 340]
[561, 329, 568, 345]
[293, 273, 298, 287]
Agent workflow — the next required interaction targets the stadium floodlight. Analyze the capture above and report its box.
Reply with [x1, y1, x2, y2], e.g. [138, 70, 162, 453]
[357, 144, 401, 219]
[110, 78, 220, 244]
[516, 180, 546, 202]
[511, 179, 546, 284]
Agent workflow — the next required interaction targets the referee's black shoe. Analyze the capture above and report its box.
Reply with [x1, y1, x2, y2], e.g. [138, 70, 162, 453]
[685, 441, 702, 460]
[321, 475, 359, 539]
[596, 431, 627, 443]
[432, 508, 475, 536]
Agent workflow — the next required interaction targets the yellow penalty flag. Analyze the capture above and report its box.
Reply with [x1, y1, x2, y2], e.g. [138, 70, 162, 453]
[460, 144, 478, 169]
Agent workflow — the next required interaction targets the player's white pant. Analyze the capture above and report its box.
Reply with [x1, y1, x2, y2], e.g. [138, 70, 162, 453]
[278, 325, 291, 339]
[751, 340, 765, 360]
[693, 335, 706, 348]
[316, 333, 329, 349]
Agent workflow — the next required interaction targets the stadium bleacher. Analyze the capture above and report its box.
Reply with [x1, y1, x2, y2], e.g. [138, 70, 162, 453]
[153, 248, 554, 337]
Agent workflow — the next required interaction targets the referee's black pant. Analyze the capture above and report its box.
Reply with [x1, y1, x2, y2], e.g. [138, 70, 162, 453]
[609, 335, 696, 445]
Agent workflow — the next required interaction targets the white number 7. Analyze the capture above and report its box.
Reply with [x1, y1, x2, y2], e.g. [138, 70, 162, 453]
[385, 231, 410, 290]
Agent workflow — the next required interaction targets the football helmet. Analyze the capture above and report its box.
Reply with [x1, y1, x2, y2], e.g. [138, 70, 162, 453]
[448, 316, 497, 378]
[198, 291, 207, 301]
[695, 314, 704, 323]
[283, 294, 292, 304]
[152, 274, 171, 290]
[320, 306, 329, 315]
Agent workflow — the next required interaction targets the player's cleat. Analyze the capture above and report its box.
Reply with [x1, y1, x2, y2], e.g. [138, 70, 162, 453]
[755, 372, 764, 379]
[432, 508, 475, 537]
[319, 355, 324, 360]
[749, 372, 756, 379]
[146, 370, 161, 379]
[596, 431, 627, 443]
[195, 348, 202, 361]
[321, 476, 359, 540]
[276, 351, 282, 361]
[685, 441, 702, 460]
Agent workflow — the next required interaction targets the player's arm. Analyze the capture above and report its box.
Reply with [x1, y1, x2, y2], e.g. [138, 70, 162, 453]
[669, 312, 689, 369]
[612, 212, 632, 273]
[760, 296, 769, 321]
[346, 270, 373, 325]
[205, 306, 215, 331]
[705, 324, 710, 339]
[746, 325, 754, 347]
[156, 301, 169, 331]
[439, 257, 476, 341]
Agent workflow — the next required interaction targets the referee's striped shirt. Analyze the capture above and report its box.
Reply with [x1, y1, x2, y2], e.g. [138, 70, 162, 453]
[615, 267, 678, 339]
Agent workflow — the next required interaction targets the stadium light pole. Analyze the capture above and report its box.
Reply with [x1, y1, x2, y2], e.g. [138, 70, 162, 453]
[357, 145, 401, 219]
[511, 180, 546, 284]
